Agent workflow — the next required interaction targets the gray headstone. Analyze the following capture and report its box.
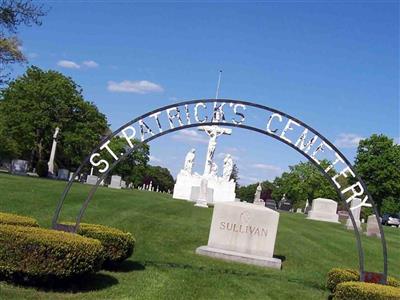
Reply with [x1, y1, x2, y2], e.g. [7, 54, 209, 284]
[10, 159, 28, 175]
[109, 175, 122, 189]
[57, 169, 69, 181]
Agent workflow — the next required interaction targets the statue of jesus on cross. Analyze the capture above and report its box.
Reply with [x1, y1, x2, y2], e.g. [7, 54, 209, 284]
[198, 125, 232, 176]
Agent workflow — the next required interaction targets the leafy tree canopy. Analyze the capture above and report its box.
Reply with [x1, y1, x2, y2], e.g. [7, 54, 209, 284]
[355, 134, 400, 213]
[0, 66, 108, 170]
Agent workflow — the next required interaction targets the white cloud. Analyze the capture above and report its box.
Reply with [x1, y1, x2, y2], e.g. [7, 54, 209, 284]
[251, 163, 282, 173]
[149, 155, 162, 164]
[216, 152, 239, 161]
[239, 175, 260, 183]
[223, 146, 240, 153]
[171, 129, 209, 144]
[335, 133, 363, 148]
[107, 80, 164, 94]
[82, 60, 99, 68]
[28, 52, 38, 59]
[57, 60, 80, 69]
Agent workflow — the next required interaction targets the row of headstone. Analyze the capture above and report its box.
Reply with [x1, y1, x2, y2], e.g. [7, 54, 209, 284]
[305, 198, 385, 239]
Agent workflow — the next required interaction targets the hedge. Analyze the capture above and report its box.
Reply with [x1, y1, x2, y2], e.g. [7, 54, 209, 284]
[0, 212, 39, 227]
[334, 281, 400, 300]
[73, 223, 135, 265]
[0, 224, 104, 282]
[327, 268, 400, 292]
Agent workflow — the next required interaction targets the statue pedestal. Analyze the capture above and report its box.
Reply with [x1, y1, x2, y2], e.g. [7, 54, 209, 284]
[173, 171, 236, 205]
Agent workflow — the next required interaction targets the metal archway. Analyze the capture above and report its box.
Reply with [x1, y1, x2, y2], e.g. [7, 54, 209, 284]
[52, 99, 388, 283]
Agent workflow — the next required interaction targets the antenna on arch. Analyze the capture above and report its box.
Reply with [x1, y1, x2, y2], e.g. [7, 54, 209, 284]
[215, 70, 222, 99]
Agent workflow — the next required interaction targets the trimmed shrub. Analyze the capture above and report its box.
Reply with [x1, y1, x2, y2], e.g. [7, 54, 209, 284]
[0, 225, 104, 282]
[327, 268, 400, 292]
[334, 281, 400, 300]
[327, 268, 360, 291]
[74, 223, 135, 265]
[0, 212, 39, 227]
[36, 160, 48, 177]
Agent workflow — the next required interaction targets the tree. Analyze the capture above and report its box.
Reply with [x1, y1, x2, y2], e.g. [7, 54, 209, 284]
[0, 66, 108, 170]
[236, 181, 275, 203]
[354, 134, 400, 213]
[102, 136, 150, 186]
[271, 161, 338, 209]
[143, 165, 174, 192]
[0, 1, 46, 84]
[230, 163, 239, 189]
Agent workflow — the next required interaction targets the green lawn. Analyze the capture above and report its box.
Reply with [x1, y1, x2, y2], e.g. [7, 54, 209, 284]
[0, 173, 399, 299]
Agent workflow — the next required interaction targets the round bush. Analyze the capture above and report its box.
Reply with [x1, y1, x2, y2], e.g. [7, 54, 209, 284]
[0, 225, 104, 282]
[0, 212, 39, 227]
[327, 268, 400, 292]
[74, 223, 135, 265]
[327, 268, 360, 291]
[36, 160, 48, 177]
[334, 281, 400, 300]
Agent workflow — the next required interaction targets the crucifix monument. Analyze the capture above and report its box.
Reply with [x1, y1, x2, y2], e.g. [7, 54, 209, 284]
[198, 125, 232, 176]
[173, 124, 236, 206]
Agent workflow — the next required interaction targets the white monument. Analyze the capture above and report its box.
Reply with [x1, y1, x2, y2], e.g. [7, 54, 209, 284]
[194, 178, 209, 208]
[48, 127, 60, 176]
[172, 124, 236, 205]
[109, 175, 122, 189]
[307, 198, 339, 223]
[196, 202, 281, 269]
[253, 183, 265, 206]
[366, 214, 381, 238]
[346, 198, 362, 230]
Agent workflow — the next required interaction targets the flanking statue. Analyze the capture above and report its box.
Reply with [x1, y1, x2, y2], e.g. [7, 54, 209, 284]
[183, 148, 196, 174]
[223, 154, 234, 181]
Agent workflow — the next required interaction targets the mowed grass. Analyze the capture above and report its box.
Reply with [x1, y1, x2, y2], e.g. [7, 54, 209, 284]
[0, 173, 399, 300]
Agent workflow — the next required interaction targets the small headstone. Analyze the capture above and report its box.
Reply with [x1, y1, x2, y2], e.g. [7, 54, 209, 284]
[109, 175, 122, 189]
[346, 198, 362, 230]
[278, 194, 292, 211]
[366, 214, 381, 238]
[338, 210, 350, 222]
[264, 199, 277, 210]
[142, 184, 145, 190]
[57, 169, 69, 181]
[121, 180, 126, 189]
[307, 198, 339, 223]
[10, 159, 28, 175]
[148, 181, 153, 191]
[196, 202, 281, 269]
[296, 208, 302, 213]
[361, 218, 365, 223]
[86, 175, 99, 185]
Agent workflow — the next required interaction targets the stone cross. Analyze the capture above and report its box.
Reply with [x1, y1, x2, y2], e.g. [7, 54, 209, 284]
[48, 127, 60, 176]
[198, 125, 231, 176]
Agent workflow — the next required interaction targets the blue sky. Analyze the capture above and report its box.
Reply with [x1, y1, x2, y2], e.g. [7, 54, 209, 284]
[13, 2, 399, 184]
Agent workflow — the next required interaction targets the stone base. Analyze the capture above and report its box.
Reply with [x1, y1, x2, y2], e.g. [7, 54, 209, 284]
[346, 219, 362, 231]
[173, 171, 236, 204]
[307, 210, 340, 223]
[196, 246, 282, 270]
